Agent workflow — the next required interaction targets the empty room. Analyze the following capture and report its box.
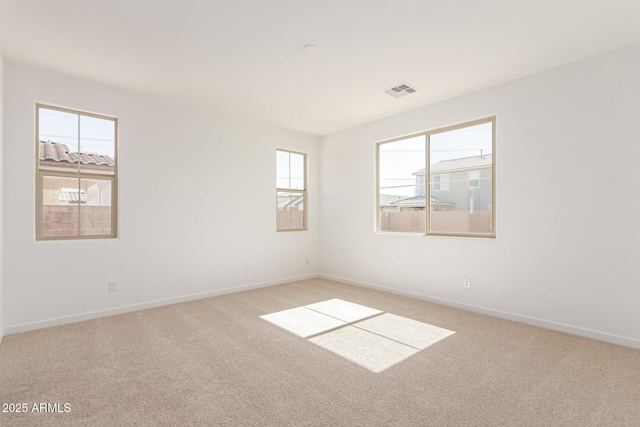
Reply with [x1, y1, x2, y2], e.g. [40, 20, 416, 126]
[1, 1, 639, 426]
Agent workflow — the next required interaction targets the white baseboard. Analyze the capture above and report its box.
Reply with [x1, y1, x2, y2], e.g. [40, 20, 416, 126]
[7, 272, 639, 351]
[4, 273, 320, 335]
[319, 274, 640, 350]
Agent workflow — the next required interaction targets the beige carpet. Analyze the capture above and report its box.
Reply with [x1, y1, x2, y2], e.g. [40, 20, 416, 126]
[0, 278, 638, 426]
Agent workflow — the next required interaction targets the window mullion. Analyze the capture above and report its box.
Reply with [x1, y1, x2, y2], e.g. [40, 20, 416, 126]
[425, 134, 430, 235]
[77, 113, 81, 174]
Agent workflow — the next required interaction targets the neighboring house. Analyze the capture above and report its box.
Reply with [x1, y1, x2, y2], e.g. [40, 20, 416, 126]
[387, 195, 455, 212]
[58, 187, 87, 204]
[392, 154, 492, 212]
[39, 140, 114, 206]
[378, 194, 406, 211]
[277, 193, 304, 210]
[39, 140, 114, 173]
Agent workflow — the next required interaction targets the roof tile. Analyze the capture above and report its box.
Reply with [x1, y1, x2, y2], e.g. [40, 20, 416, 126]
[414, 154, 492, 175]
[39, 141, 114, 167]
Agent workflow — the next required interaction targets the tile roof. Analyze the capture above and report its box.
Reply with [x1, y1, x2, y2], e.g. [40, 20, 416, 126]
[414, 154, 492, 175]
[379, 194, 405, 206]
[39, 141, 115, 168]
[59, 188, 87, 203]
[390, 195, 455, 206]
[277, 193, 304, 209]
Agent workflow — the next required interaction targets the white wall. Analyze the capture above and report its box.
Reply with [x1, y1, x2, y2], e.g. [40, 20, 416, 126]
[319, 44, 640, 348]
[3, 64, 318, 332]
[0, 53, 4, 344]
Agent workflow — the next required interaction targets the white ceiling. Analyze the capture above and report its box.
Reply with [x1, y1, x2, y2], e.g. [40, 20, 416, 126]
[1, 0, 639, 136]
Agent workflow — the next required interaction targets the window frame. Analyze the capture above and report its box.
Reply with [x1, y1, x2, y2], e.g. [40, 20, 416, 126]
[35, 103, 118, 240]
[276, 148, 307, 232]
[375, 116, 496, 238]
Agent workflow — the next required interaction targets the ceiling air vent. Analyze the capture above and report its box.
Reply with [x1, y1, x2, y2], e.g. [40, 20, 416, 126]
[383, 83, 417, 99]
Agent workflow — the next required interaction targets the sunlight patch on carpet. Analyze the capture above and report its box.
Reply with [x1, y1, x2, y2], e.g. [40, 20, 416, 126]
[304, 298, 382, 322]
[309, 326, 418, 373]
[261, 299, 455, 373]
[354, 313, 455, 350]
[260, 307, 346, 338]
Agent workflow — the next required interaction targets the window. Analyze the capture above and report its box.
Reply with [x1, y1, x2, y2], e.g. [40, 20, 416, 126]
[276, 149, 307, 231]
[36, 104, 117, 240]
[376, 117, 495, 237]
[433, 174, 449, 191]
[468, 170, 480, 188]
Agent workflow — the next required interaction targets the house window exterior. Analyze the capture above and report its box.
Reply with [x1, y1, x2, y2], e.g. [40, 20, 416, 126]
[433, 174, 449, 191]
[468, 170, 480, 188]
[36, 104, 118, 240]
[376, 117, 495, 237]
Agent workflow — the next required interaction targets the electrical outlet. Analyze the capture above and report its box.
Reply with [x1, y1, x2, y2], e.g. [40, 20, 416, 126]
[463, 278, 471, 289]
[109, 281, 117, 292]
[305, 258, 309, 265]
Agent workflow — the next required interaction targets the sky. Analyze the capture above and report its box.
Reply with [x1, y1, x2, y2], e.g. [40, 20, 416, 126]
[38, 107, 116, 157]
[379, 122, 492, 197]
[276, 150, 305, 190]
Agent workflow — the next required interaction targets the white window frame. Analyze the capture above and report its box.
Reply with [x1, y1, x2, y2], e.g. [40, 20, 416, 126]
[36, 103, 118, 240]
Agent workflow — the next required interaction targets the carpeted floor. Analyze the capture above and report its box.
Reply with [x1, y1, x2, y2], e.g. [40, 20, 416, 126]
[1, 278, 638, 426]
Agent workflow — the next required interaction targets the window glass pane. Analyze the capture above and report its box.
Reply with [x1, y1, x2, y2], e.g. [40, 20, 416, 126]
[42, 176, 80, 238]
[79, 115, 116, 175]
[289, 152, 305, 190]
[378, 135, 426, 233]
[276, 150, 290, 188]
[277, 191, 305, 230]
[429, 122, 493, 234]
[80, 179, 112, 236]
[276, 150, 305, 190]
[38, 108, 79, 172]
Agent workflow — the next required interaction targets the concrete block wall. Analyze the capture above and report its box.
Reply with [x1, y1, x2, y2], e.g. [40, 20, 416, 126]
[42, 205, 111, 237]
